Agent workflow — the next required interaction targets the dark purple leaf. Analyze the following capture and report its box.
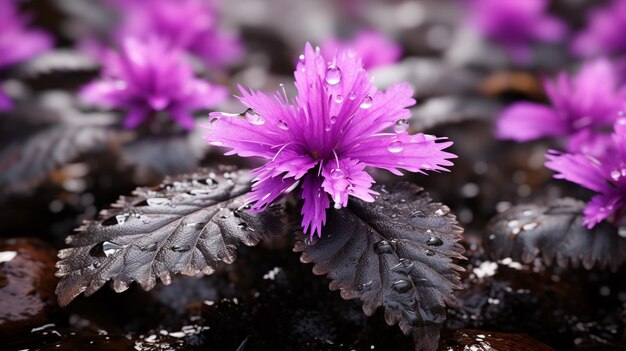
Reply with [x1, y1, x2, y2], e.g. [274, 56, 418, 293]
[484, 198, 626, 270]
[294, 182, 465, 351]
[55, 167, 284, 306]
[0, 95, 117, 194]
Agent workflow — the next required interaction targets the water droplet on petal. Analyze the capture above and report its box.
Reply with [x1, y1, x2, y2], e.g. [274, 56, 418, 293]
[426, 236, 443, 246]
[330, 116, 337, 124]
[393, 119, 409, 133]
[330, 168, 345, 179]
[611, 169, 622, 181]
[348, 91, 356, 100]
[325, 65, 342, 85]
[387, 140, 404, 153]
[244, 109, 265, 125]
[373, 240, 394, 254]
[325, 123, 332, 132]
[298, 54, 305, 61]
[277, 120, 289, 130]
[359, 96, 373, 109]
[391, 279, 412, 293]
[334, 94, 344, 103]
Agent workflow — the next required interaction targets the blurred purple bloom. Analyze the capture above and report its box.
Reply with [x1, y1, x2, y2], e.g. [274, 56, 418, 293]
[81, 37, 227, 130]
[465, 0, 567, 62]
[546, 120, 626, 228]
[320, 30, 402, 70]
[205, 43, 456, 237]
[0, 0, 53, 110]
[573, 0, 626, 58]
[106, 0, 242, 69]
[496, 59, 625, 149]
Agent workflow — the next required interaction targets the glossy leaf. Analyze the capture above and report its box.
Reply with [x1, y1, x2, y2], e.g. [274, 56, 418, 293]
[55, 167, 284, 306]
[485, 198, 626, 270]
[294, 182, 465, 351]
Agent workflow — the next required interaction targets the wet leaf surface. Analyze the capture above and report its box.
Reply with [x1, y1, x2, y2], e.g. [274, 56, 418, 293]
[55, 167, 284, 306]
[295, 182, 465, 351]
[0, 94, 118, 196]
[484, 198, 626, 270]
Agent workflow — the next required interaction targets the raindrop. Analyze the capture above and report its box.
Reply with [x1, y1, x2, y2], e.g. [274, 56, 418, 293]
[426, 236, 443, 246]
[330, 116, 337, 124]
[115, 214, 129, 224]
[348, 91, 356, 100]
[171, 245, 191, 253]
[147, 198, 170, 206]
[238, 222, 249, 231]
[359, 96, 373, 109]
[434, 209, 445, 216]
[387, 140, 404, 153]
[373, 240, 394, 254]
[334, 94, 344, 103]
[611, 169, 622, 181]
[93, 262, 102, 268]
[393, 119, 409, 133]
[90, 241, 123, 258]
[411, 210, 426, 218]
[391, 279, 412, 293]
[425, 249, 435, 256]
[277, 120, 289, 130]
[298, 54, 305, 61]
[356, 280, 374, 292]
[330, 168, 345, 179]
[244, 109, 265, 125]
[140, 242, 158, 252]
[325, 65, 342, 85]
[325, 123, 332, 132]
[413, 277, 428, 286]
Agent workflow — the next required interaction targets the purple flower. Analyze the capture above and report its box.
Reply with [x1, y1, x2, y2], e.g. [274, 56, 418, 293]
[572, 0, 626, 58]
[106, 0, 242, 69]
[496, 59, 625, 149]
[464, 0, 567, 63]
[0, 0, 53, 110]
[546, 120, 626, 228]
[81, 37, 227, 130]
[204, 43, 456, 237]
[320, 30, 402, 70]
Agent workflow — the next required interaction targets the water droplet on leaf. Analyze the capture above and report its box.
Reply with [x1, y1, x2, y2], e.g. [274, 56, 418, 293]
[140, 242, 158, 252]
[426, 236, 443, 246]
[391, 279, 412, 293]
[90, 241, 123, 258]
[171, 245, 191, 253]
[373, 240, 394, 254]
[147, 198, 170, 206]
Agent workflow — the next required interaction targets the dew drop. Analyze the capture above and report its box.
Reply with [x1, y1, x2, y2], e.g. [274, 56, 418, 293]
[330, 116, 337, 124]
[334, 94, 344, 103]
[522, 222, 538, 231]
[425, 249, 435, 256]
[171, 244, 191, 253]
[147, 198, 170, 206]
[277, 120, 289, 130]
[244, 109, 265, 125]
[411, 210, 426, 218]
[330, 168, 345, 180]
[238, 222, 249, 231]
[393, 119, 409, 134]
[90, 241, 123, 258]
[426, 236, 443, 246]
[140, 242, 158, 252]
[387, 140, 404, 153]
[348, 91, 356, 100]
[413, 277, 428, 286]
[115, 214, 130, 224]
[93, 262, 102, 268]
[298, 54, 305, 61]
[359, 96, 373, 109]
[391, 279, 412, 293]
[325, 123, 332, 132]
[356, 280, 374, 292]
[325, 65, 342, 85]
[434, 209, 445, 216]
[611, 169, 622, 181]
[373, 240, 394, 254]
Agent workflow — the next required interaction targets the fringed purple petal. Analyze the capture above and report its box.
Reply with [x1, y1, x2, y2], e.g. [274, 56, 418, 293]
[321, 158, 377, 209]
[545, 151, 611, 194]
[496, 102, 567, 141]
[0, 88, 12, 111]
[301, 174, 330, 238]
[583, 193, 624, 229]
